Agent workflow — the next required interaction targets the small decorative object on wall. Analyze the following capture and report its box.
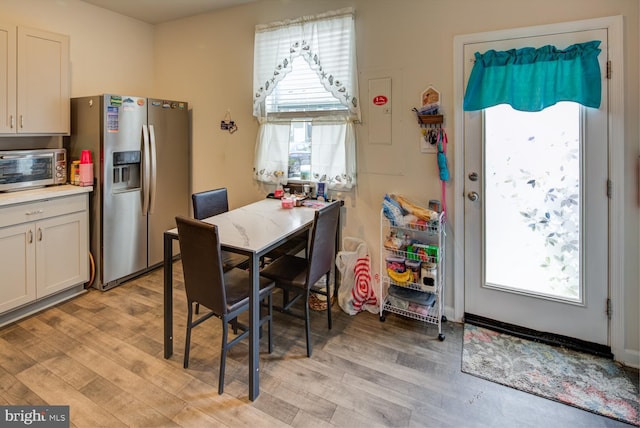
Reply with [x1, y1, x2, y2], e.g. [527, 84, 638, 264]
[220, 109, 238, 134]
[414, 85, 444, 153]
[412, 85, 449, 217]
[421, 86, 440, 114]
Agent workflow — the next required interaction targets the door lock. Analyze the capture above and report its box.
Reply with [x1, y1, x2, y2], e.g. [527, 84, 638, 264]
[468, 172, 479, 181]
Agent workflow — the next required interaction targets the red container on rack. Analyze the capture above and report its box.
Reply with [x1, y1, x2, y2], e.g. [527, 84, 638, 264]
[80, 150, 92, 164]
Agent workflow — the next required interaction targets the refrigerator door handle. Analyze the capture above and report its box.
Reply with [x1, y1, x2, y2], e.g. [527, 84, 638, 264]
[142, 124, 151, 216]
[148, 124, 158, 214]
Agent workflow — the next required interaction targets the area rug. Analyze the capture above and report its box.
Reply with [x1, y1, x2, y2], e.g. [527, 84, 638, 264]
[462, 324, 639, 426]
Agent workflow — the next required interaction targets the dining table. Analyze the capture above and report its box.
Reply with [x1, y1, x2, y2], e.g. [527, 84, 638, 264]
[163, 197, 337, 401]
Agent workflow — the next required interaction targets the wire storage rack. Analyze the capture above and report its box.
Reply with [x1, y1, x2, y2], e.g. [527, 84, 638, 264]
[379, 209, 446, 340]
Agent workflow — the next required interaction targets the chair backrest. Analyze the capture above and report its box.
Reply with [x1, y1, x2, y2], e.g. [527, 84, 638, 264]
[175, 215, 227, 315]
[192, 188, 230, 220]
[306, 201, 341, 288]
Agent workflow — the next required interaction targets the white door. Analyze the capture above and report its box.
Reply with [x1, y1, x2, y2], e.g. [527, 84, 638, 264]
[463, 29, 609, 345]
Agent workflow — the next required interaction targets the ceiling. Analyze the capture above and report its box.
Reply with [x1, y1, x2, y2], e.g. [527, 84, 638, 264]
[80, 0, 257, 24]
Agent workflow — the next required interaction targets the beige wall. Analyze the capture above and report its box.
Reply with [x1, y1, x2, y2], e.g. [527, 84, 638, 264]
[0, 0, 155, 97]
[1, 0, 637, 364]
[154, 0, 639, 364]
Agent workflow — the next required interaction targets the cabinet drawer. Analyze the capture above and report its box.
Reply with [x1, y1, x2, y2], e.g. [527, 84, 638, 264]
[0, 194, 87, 227]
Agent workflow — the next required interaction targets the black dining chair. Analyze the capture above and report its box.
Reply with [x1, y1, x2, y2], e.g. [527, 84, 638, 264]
[192, 187, 249, 271]
[192, 188, 250, 315]
[259, 201, 340, 357]
[175, 215, 274, 395]
[262, 193, 310, 307]
[262, 190, 308, 263]
[262, 227, 308, 262]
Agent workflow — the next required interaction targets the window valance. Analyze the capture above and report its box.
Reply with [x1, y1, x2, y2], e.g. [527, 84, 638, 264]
[463, 40, 602, 112]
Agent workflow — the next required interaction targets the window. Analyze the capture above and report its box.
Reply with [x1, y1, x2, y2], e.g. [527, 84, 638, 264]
[287, 120, 311, 180]
[265, 56, 347, 115]
[252, 8, 360, 190]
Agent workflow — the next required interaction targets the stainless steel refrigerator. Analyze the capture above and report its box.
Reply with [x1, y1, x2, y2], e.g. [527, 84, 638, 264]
[66, 94, 190, 290]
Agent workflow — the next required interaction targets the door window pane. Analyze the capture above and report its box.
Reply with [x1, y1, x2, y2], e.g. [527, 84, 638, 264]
[484, 102, 581, 302]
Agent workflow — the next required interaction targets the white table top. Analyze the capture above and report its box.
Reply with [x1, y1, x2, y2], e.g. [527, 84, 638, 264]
[0, 184, 93, 207]
[168, 198, 329, 255]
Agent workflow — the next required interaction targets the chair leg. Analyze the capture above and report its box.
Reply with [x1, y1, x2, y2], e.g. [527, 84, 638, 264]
[195, 302, 200, 314]
[184, 302, 194, 369]
[258, 301, 264, 340]
[219, 319, 229, 395]
[325, 273, 332, 330]
[304, 289, 312, 357]
[283, 249, 306, 307]
[267, 293, 273, 354]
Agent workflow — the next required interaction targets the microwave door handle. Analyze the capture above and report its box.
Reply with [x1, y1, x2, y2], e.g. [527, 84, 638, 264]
[142, 125, 151, 216]
[148, 125, 158, 214]
[0, 153, 51, 160]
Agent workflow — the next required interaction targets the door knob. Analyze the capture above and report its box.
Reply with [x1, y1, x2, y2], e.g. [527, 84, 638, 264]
[467, 191, 479, 202]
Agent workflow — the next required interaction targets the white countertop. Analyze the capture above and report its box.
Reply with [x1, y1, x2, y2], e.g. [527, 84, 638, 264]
[0, 184, 93, 207]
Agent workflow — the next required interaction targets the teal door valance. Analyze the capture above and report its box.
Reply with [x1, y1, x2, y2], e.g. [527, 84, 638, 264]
[463, 40, 602, 112]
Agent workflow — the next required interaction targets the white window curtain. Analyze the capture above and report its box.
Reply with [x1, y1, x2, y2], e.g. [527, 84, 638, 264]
[253, 122, 290, 184]
[252, 8, 360, 190]
[311, 118, 356, 189]
[253, 119, 357, 188]
[253, 8, 360, 121]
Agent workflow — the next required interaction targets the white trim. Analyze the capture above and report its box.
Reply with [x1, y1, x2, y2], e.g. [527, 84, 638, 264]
[255, 7, 354, 31]
[452, 35, 465, 323]
[453, 16, 629, 364]
[605, 16, 630, 366]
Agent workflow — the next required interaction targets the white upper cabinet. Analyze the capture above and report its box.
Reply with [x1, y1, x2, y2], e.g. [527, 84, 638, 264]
[0, 24, 70, 136]
[0, 23, 17, 134]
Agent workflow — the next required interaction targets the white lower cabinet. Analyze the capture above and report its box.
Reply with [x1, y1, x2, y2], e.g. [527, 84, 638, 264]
[0, 193, 89, 314]
[36, 211, 87, 297]
[0, 223, 36, 313]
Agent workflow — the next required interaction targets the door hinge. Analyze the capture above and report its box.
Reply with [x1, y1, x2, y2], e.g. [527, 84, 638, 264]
[607, 179, 613, 198]
[606, 298, 612, 320]
[606, 60, 612, 79]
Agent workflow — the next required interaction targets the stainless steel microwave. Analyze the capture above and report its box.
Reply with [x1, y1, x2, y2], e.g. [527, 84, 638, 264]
[0, 149, 67, 192]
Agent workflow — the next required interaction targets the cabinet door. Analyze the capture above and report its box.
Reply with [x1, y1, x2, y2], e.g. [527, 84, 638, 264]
[0, 223, 36, 313]
[0, 23, 17, 134]
[35, 212, 88, 298]
[17, 26, 69, 134]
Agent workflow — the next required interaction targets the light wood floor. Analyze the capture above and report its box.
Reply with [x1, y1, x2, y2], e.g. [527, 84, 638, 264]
[0, 262, 632, 427]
